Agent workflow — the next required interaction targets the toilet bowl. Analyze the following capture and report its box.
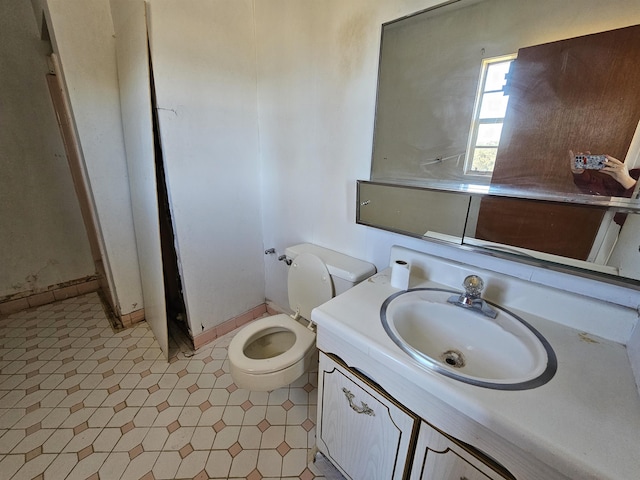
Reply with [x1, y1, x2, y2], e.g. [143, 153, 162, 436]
[228, 244, 376, 391]
[228, 313, 316, 391]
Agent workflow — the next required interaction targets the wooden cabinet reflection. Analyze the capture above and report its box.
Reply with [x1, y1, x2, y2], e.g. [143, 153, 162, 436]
[477, 25, 640, 260]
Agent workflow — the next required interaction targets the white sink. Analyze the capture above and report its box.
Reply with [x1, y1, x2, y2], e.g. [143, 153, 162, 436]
[381, 289, 556, 390]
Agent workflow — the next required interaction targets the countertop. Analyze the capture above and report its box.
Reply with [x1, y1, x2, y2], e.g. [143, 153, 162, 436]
[311, 267, 640, 480]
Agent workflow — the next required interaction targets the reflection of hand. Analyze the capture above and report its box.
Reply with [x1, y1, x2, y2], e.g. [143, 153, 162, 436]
[602, 155, 637, 189]
[569, 150, 584, 174]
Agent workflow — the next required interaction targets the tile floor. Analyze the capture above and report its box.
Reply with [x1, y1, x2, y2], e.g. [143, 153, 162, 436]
[0, 293, 326, 479]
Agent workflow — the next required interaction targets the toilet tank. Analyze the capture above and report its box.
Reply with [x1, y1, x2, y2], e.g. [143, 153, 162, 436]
[285, 243, 377, 295]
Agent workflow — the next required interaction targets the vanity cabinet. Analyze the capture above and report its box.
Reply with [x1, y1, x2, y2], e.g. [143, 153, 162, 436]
[316, 352, 419, 480]
[317, 352, 516, 480]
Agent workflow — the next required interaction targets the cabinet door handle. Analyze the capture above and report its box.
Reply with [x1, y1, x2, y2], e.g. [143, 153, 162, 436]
[342, 388, 375, 416]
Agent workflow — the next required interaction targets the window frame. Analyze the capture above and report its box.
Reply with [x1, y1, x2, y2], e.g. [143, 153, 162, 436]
[464, 54, 517, 176]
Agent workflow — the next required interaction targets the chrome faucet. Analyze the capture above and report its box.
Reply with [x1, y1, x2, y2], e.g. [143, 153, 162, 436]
[447, 275, 497, 318]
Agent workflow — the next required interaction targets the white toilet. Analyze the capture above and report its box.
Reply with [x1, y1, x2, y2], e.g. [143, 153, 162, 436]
[228, 243, 376, 391]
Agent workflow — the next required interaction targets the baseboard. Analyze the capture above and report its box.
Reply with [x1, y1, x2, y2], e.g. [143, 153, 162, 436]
[120, 308, 146, 328]
[0, 276, 100, 315]
[193, 303, 269, 350]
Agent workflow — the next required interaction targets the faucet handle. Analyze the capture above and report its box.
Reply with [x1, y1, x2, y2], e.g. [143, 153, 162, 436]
[447, 274, 497, 319]
[462, 275, 484, 298]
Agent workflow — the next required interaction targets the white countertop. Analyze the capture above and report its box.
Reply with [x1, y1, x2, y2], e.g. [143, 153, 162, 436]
[312, 267, 640, 480]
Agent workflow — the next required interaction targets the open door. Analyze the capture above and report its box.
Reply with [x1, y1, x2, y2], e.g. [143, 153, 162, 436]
[476, 25, 640, 260]
[111, 1, 169, 359]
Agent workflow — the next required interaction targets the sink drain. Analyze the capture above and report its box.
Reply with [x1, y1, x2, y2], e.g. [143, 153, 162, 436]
[440, 349, 465, 368]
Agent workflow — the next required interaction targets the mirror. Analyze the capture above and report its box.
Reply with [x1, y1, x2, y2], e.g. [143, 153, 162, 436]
[357, 181, 470, 241]
[365, 0, 640, 285]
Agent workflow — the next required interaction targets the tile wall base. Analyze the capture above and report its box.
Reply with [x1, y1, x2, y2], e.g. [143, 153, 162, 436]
[0, 276, 100, 315]
[120, 307, 146, 328]
[193, 302, 283, 350]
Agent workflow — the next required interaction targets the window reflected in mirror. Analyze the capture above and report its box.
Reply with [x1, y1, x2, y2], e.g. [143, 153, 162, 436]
[465, 55, 514, 176]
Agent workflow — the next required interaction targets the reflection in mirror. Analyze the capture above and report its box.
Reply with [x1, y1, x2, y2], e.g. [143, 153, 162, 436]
[465, 196, 640, 281]
[358, 183, 640, 282]
[488, 26, 640, 200]
[466, 196, 621, 275]
[371, 0, 640, 203]
[357, 181, 470, 242]
[365, 0, 640, 287]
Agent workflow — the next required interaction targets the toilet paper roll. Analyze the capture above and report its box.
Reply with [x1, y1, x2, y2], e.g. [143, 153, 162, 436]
[390, 260, 411, 290]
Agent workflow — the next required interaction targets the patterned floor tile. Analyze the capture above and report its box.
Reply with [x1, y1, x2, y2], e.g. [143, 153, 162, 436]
[0, 293, 326, 479]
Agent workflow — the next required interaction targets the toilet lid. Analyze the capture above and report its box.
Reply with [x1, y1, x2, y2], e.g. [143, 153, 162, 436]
[288, 252, 333, 320]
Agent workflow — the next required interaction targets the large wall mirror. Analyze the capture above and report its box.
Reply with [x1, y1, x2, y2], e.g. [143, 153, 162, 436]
[363, 0, 640, 285]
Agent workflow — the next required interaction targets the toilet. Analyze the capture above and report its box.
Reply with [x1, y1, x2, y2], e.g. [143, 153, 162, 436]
[228, 243, 376, 391]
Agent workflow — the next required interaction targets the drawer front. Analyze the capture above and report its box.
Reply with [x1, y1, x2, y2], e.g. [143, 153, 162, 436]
[412, 421, 513, 480]
[317, 353, 418, 480]
[422, 449, 500, 480]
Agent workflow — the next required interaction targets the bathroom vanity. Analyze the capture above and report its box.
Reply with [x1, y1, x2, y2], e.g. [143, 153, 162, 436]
[311, 246, 640, 480]
[317, 352, 516, 480]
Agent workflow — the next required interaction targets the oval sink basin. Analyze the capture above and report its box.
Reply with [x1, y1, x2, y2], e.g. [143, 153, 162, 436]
[381, 288, 556, 390]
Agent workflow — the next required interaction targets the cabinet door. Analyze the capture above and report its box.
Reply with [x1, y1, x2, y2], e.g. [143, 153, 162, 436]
[317, 353, 418, 480]
[411, 421, 514, 480]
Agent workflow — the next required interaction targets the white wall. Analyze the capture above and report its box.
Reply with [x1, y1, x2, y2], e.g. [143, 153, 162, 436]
[255, 0, 452, 310]
[147, 0, 265, 334]
[44, 0, 144, 315]
[0, 0, 94, 298]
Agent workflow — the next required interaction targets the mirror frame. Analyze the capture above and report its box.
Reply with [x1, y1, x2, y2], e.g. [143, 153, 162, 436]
[362, 0, 640, 290]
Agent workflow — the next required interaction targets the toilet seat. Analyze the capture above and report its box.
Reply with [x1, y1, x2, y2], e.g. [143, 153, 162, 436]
[228, 313, 315, 375]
